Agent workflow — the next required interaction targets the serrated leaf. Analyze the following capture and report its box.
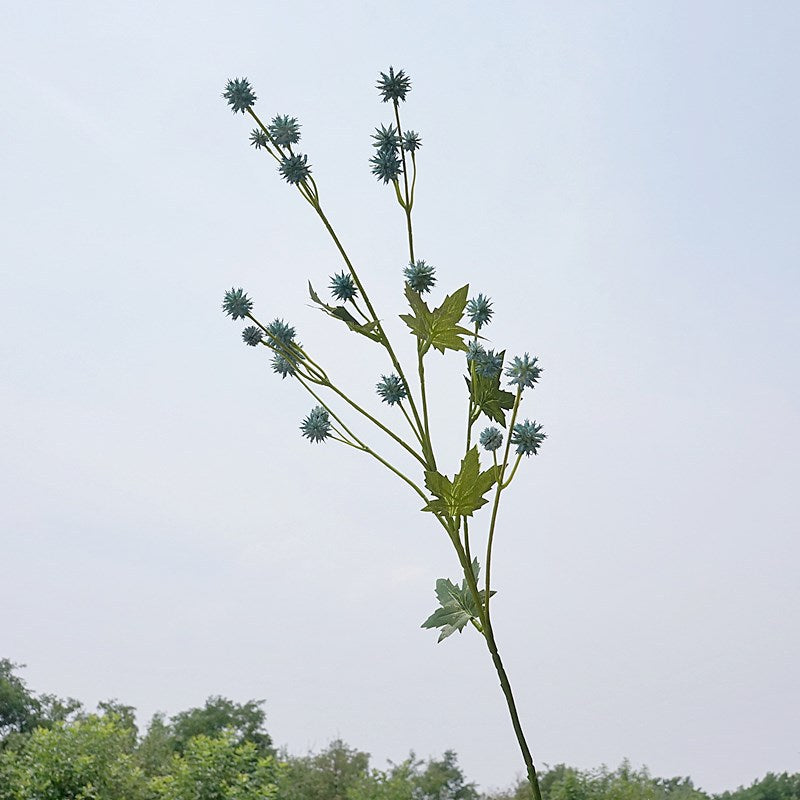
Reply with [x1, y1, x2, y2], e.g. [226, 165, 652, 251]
[465, 355, 516, 426]
[308, 281, 382, 342]
[400, 284, 473, 355]
[421, 446, 498, 517]
[421, 560, 496, 642]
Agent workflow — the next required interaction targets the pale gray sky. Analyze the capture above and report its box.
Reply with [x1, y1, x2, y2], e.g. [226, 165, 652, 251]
[2, 0, 799, 793]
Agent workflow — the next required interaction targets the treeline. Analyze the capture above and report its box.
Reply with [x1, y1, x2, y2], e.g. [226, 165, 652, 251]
[1, 660, 798, 800]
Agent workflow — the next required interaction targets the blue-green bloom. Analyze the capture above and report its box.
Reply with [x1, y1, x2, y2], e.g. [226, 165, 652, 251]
[511, 420, 546, 457]
[329, 271, 358, 302]
[242, 325, 263, 346]
[376, 373, 407, 405]
[505, 353, 541, 389]
[278, 153, 311, 184]
[376, 67, 411, 103]
[223, 78, 256, 114]
[403, 260, 436, 294]
[402, 130, 422, 152]
[480, 426, 503, 452]
[372, 123, 400, 151]
[475, 349, 503, 378]
[370, 148, 402, 183]
[466, 294, 493, 329]
[222, 287, 253, 320]
[249, 129, 270, 149]
[265, 319, 296, 347]
[269, 114, 301, 146]
[301, 406, 332, 443]
[271, 353, 296, 379]
[466, 341, 485, 364]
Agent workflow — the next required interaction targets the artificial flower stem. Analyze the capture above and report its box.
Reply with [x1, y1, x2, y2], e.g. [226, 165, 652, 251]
[393, 100, 415, 262]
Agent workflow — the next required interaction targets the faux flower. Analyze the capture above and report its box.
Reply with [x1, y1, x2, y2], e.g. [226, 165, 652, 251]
[402, 130, 422, 152]
[505, 354, 541, 390]
[376, 373, 407, 405]
[376, 66, 411, 103]
[265, 319, 297, 347]
[300, 406, 332, 443]
[268, 114, 301, 146]
[372, 123, 400, 152]
[480, 426, 503, 452]
[370, 148, 402, 183]
[223, 78, 256, 114]
[222, 287, 253, 320]
[474, 349, 503, 379]
[271, 353, 296, 379]
[329, 271, 358, 302]
[278, 153, 311, 184]
[242, 326, 263, 346]
[510, 420, 546, 457]
[466, 294, 493, 329]
[249, 129, 270, 149]
[403, 260, 436, 294]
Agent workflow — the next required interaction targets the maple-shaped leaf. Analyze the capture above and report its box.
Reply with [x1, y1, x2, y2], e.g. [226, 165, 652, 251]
[422, 446, 498, 517]
[399, 284, 473, 355]
[308, 282, 382, 342]
[421, 559, 496, 642]
[465, 353, 516, 426]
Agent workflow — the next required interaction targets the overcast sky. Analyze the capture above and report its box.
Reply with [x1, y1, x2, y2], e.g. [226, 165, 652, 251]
[1, 0, 798, 793]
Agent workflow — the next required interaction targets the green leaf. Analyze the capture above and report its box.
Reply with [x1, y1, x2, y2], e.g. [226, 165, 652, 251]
[308, 281, 382, 342]
[421, 559, 495, 642]
[422, 446, 498, 517]
[465, 354, 516, 426]
[399, 284, 473, 355]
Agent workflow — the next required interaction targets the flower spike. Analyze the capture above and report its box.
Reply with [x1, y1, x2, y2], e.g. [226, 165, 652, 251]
[505, 354, 541, 390]
[222, 288, 253, 320]
[510, 420, 546, 457]
[269, 115, 301, 146]
[376, 66, 412, 103]
[480, 427, 503, 452]
[242, 326, 263, 346]
[403, 260, 436, 294]
[329, 272, 358, 302]
[376, 374, 407, 406]
[278, 153, 311, 185]
[300, 406, 332, 443]
[466, 294, 493, 329]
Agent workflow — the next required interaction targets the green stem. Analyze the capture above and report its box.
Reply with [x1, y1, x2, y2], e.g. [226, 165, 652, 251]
[417, 344, 432, 456]
[392, 101, 415, 262]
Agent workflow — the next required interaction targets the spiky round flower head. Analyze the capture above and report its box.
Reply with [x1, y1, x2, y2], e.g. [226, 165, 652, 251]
[249, 129, 270, 149]
[300, 406, 331, 443]
[242, 326, 263, 346]
[265, 319, 297, 347]
[269, 114, 301, 147]
[278, 153, 311, 185]
[223, 78, 256, 114]
[511, 420, 546, 457]
[505, 353, 542, 390]
[271, 353, 296, 379]
[402, 130, 422, 152]
[369, 148, 403, 183]
[376, 66, 412, 103]
[372, 123, 400, 152]
[466, 341, 486, 364]
[480, 426, 504, 452]
[222, 287, 253, 320]
[329, 271, 358, 302]
[403, 259, 436, 294]
[474, 349, 503, 379]
[466, 293, 493, 329]
[376, 373, 407, 406]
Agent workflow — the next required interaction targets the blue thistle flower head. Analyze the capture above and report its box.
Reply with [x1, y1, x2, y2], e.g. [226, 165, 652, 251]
[278, 153, 311, 185]
[265, 319, 296, 347]
[505, 353, 542, 390]
[222, 287, 253, 320]
[300, 406, 332, 443]
[223, 78, 256, 114]
[466, 341, 486, 364]
[466, 293, 493, 329]
[480, 426, 503, 452]
[271, 353, 296, 379]
[269, 114, 301, 147]
[511, 420, 546, 457]
[329, 271, 358, 302]
[474, 348, 503, 379]
[376, 66, 412, 103]
[372, 123, 400, 152]
[249, 129, 270, 149]
[376, 373, 407, 406]
[403, 260, 436, 294]
[370, 148, 403, 183]
[242, 325, 263, 346]
[402, 130, 422, 152]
